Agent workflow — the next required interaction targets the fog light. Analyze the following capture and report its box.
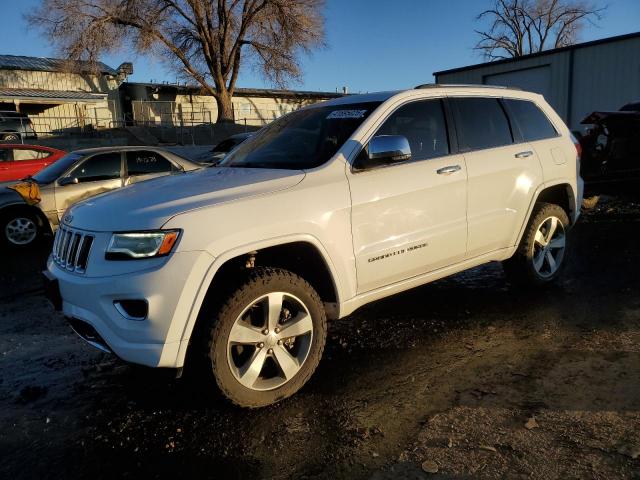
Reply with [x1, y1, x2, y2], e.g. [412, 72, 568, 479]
[114, 299, 148, 320]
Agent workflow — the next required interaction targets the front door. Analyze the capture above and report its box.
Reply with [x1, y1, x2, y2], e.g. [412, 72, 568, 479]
[54, 151, 124, 218]
[348, 99, 468, 294]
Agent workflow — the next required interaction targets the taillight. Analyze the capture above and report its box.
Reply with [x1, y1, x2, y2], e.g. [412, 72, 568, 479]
[570, 133, 582, 177]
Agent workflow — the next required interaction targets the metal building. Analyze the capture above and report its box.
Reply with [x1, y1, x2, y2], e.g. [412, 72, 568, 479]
[434, 32, 640, 130]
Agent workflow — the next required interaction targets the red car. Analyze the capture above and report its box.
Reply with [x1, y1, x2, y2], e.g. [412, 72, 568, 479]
[0, 144, 67, 182]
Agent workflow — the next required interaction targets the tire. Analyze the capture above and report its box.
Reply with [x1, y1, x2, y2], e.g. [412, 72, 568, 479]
[1, 209, 41, 248]
[204, 267, 327, 408]
[503, 202, 570, 287]
[2, 133, 20, 142]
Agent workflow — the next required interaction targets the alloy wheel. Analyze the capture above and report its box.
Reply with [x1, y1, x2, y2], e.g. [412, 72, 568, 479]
[532, 216, 566, 278]
[226, 292, 314, 391]
[5, 217, 37, 245]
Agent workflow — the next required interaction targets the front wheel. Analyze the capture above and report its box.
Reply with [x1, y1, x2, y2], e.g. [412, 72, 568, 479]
[1, 210, 40, 248]
[503, 202, 570, 286]
[206, 267, 327, 408]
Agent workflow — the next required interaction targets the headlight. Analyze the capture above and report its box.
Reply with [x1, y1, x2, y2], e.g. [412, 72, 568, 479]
[105, 230, 180, 260]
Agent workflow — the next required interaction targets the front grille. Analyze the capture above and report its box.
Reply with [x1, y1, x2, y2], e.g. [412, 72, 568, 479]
[52, 225, 94, 273]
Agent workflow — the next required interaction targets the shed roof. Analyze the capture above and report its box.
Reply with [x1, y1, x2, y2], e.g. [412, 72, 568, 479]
[0, 54, 118, 75]
[434, 31, 640, 77]
[122, 82, 343, 100]
[0, 87, 108, 102]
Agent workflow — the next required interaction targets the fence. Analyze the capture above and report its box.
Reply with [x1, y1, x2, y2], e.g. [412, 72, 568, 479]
[3, 99, 300, 145]
[132, 100, 300, 128]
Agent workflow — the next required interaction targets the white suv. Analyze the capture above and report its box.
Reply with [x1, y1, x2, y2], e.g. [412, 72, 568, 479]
[45, 85, 583, 407]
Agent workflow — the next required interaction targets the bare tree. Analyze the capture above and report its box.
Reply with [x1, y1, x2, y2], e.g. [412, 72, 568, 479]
[475, 0, 605, 60]
[29, 0, 325, 123]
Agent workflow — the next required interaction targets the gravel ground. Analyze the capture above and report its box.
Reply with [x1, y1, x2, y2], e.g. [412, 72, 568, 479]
[1, 193, 639, 479]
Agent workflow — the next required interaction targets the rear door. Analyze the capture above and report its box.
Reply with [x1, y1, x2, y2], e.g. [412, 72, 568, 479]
[450, 96, 543, 258]
[54, 152, 124, 217]
[124, 150, 179, 185]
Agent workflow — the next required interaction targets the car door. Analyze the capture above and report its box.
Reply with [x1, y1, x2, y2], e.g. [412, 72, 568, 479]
[0, 147, 11, 181]
[348, 98, 468, 294]
[449, 96, 543, 258]
[124, 150, 179, 185]
[54, 151, 124, 217]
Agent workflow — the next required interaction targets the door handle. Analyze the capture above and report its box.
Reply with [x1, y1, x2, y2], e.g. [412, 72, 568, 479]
[515, 150, 534, 158]
[437, 165, 461, 175]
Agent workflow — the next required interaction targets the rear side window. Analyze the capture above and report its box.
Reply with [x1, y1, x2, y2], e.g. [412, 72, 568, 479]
[126, 151, 175, 176]
[12, 149, 49, 161]
[70, 152, 122, 183]
[375, 99, 450, 161]
[451, 98, 513, 151]
[0, 148, 8, 162]
[505, 99, 558, 141]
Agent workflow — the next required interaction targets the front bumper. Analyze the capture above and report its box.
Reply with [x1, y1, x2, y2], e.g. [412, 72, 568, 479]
[47, 249, 214, 368]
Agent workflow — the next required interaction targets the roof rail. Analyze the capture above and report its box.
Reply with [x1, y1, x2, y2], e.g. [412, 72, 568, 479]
[414, 83, 521, 91]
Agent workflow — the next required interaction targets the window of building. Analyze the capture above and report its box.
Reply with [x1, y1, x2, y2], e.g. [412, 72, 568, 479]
[505, 99, 558, 142]
[70, 152, 122, 183]
[126, 151, 174, 176]
[451, 98, 513, 151]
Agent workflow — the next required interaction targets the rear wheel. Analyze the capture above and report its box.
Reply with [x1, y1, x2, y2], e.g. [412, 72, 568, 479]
[504, 202, 570, 286]
[205, 267, 327, 408]
[2, 133, 20, 142]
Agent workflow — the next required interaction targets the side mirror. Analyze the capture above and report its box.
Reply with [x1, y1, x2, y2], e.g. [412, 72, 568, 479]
[59, 176, 79, 186]
[355, 135, 412, 170]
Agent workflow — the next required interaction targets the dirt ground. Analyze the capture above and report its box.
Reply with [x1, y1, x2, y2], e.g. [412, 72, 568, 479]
[1, 193, 640, 479]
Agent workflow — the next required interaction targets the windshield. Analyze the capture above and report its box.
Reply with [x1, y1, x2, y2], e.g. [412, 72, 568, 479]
[220, 102, 381, 169]
[32, 152, 84, 184]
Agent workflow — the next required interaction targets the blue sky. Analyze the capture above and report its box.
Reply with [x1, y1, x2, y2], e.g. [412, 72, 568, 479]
[2, 0, 639, 92]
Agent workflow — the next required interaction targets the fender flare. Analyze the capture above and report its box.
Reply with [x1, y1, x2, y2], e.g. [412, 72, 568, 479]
[513, 180, 576, 248]
[174, 233, 343, 367]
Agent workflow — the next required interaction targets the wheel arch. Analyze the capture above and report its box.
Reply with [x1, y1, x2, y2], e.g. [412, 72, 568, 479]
[1, 130, 21, 138]
[535, 183, 576, 223]
[0, 203, 52, 235]
[513, 182, 576, 249]
[176, 235, 343, 368]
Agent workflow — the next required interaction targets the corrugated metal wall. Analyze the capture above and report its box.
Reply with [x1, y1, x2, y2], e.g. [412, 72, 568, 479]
[436, 51, 571, 121]
[571, 36, 640, 126]
[435, 35, 640, 130]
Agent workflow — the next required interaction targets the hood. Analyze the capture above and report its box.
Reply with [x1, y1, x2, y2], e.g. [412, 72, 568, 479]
[0, 183, 27, 208]
[66, 167, 305, 231]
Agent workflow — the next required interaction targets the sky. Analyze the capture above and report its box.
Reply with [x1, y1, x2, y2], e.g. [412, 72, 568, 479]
[1, 0, 639, 93]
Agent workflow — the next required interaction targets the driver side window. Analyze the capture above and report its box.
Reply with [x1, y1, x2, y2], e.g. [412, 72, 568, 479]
[375, 99, 450, 162]
[70, 152, 122, 183]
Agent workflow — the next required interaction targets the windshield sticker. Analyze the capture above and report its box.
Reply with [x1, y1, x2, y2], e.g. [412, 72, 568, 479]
[326, 109, 367, 120]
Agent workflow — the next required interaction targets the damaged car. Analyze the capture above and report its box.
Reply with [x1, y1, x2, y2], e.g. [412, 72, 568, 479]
[0, 146, 199, 247]
[578, 107, 640, 182]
